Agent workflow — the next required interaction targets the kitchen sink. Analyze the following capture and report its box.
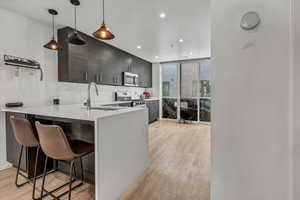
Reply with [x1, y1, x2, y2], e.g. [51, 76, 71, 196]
[91, 107, 121, 111]
[83, 106, 124, 111]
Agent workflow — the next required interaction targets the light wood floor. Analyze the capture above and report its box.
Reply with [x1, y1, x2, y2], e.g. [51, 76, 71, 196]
[0, 121, 210, 200]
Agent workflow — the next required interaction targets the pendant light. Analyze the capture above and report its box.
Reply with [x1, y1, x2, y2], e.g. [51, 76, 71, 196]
[44, 9, 60, 50]
[68, 0, 86, 45]
[93, 0, 115, 40]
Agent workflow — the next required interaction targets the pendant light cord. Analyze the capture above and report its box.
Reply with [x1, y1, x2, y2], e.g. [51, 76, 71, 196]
[52, 15, 55, 39]
[74, 5, 77, 32]
[102, 0, 105, 24]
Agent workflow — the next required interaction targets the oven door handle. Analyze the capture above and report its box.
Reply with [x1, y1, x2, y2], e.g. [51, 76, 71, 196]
[133, 76, 139, 86]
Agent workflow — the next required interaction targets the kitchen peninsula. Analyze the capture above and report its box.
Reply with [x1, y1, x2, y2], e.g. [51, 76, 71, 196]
[1, 103, 148, 200]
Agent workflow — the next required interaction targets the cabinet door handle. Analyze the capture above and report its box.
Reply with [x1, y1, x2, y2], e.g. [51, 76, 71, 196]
[96, 74, 100, 82]
[84, 72, 88, 81]
[100, 74, 103, 82]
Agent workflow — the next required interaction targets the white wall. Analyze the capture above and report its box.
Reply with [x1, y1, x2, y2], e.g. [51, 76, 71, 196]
[293, 0, 300, 199]
[211, 0, 292, 200]
[0, 8, 145, 169]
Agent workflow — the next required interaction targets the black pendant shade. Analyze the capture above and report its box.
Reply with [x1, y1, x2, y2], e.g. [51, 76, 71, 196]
[44, 39, 60, 50]
[68, 32, 86, 45]
[93, 0, 115, 40]
[69, 0, 86, 45]
[44, 9, 60, 50]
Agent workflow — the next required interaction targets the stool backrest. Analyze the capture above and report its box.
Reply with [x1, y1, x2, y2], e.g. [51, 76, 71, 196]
[10, 116, 39, 147]
[35, 122, 75, 160]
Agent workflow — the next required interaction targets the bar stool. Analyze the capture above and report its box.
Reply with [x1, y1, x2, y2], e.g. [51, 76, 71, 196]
[35, 121, 94, 200]
[10, 116, 56, 200]
[10, 116, 40, 188]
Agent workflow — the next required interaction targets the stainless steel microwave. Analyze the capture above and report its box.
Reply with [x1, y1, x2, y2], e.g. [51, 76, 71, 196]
[122, 72, 139, 87]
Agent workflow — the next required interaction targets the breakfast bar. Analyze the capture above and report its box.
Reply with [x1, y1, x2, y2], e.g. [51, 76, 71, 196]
[1, 104, 149, 200]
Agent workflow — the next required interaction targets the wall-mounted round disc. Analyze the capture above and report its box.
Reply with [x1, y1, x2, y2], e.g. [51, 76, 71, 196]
[240, 12, 261, 30]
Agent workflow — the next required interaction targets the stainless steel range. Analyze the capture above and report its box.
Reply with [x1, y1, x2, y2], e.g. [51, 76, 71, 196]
[130, 99, 146, 107]
[115, 92, 145, 107]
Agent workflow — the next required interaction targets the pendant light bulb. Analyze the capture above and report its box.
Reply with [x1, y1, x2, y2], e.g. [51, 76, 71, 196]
[93, 23, 115, 40]
[93, 0, 115, 40]
[69, 0, 86, 45]
[101, 31, 107, 38]
[44, 9, 60, 50]
[44, 39, 60, 50]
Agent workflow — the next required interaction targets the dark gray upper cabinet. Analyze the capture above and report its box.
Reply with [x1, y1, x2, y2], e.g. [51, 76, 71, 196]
[132, 57, 152, 88]
[58, 28, 89, 83]
[58, 27, 152, 88]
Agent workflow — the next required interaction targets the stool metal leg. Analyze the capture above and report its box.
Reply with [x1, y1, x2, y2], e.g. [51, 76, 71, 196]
[73, 160, 77, 178]
[15, 145, 56, 199]
[68, 160, 75, 200]
[36, 156, 87, 200]
[15, 145, 28, 187]
[40, 156, 48, 199]
[32, 146, 40, 200]
[79, 157, 84, 182]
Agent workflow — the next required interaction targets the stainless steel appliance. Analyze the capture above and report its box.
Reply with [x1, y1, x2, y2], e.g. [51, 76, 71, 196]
[115, 92, 132, 101]
[130, 100, 146, 107]
[122, 72, 139, 87]
[115, 92, 145, 107]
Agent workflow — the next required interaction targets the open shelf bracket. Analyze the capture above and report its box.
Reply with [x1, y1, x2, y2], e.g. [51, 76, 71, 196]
[3, 54, 43, 81]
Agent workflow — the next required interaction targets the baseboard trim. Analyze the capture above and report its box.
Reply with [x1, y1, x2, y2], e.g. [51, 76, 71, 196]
[0, 162, 12, 170]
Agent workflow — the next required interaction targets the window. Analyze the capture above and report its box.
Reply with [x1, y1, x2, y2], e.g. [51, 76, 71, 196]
[161, 63, 178, 119]
[180, 62, 199, 121]
[162, 63, 178, 97]
[160, 59, 211, 122]
[199, 59, 211, 122]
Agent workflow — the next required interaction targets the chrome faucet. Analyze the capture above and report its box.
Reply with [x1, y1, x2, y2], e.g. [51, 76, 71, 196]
[86, 82, 99, 109]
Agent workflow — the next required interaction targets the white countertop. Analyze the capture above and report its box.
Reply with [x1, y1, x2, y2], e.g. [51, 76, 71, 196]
[1, 101, 149, 200]
[1, 103, 146, 122]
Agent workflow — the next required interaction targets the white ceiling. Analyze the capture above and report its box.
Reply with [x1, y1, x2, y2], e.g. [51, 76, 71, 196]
[0, 0, 210, 62]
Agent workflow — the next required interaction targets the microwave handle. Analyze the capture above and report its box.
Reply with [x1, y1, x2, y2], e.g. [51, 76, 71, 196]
[134, 76, 138, 86]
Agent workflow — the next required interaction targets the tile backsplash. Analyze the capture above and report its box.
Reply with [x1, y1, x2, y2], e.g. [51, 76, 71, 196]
[55, 82, 145, 105]
[0, 66, 145, 107]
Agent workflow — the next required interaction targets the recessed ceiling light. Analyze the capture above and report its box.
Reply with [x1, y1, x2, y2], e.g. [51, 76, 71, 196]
[179, 38, 184, 43]
[159, 12, 166, 19]
[190, 52, 193, 55]
[155, 56, 159, 59]
[137, 45, 142, 49]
